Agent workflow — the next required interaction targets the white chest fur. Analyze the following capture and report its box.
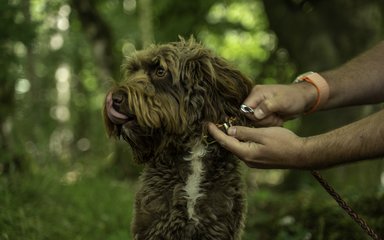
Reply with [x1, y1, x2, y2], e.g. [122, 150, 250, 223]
[183, 143, 207, 223]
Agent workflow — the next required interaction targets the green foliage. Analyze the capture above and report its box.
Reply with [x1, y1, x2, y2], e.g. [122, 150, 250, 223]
[0, 0, 37, 174]
[0, 166, 135, 240]
[244, 186, 384, 240]
[201, 1, 272, 76]
[199, 0, 296, 84]
[2, 166, 383, 239]
[1, 0, 383, 238]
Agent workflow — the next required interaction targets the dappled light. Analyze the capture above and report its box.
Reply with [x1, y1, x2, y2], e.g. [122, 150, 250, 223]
[53, 65, 71, 122]
[15, 78, 31, 95]
[201, 1, 276, 78]
[123, 0, 136, 12]
[1, 0, 383, 239]
[50, 33, 64, 50]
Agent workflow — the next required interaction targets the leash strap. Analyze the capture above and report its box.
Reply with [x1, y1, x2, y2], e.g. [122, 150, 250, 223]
[311, 170, 382, 240]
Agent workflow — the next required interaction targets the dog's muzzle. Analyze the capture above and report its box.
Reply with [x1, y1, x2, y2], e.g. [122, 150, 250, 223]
[105, 91, 135, 125]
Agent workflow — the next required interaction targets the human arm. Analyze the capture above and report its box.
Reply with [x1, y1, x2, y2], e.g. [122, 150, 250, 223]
[244, 41, 384, 125]
[208, 108, 384, 169]
[320, 41, 384, 109]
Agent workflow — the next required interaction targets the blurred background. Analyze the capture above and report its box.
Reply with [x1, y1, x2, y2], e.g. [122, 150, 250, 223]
[1, 0, 383, 239]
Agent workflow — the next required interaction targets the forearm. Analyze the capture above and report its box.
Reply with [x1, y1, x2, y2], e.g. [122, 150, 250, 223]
[319, 41, 384, 110]
[303, 109, 384, 169]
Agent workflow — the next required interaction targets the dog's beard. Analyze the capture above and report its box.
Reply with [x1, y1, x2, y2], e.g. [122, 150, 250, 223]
[104, 86, 200, 162]
[104, 83, 200, 143]
[121, 126, 159, 157]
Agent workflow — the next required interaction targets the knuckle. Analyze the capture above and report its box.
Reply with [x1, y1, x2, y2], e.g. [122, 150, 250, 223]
[264, 99, 278, 112]
[252, 85, 260, 91]
[252, 85, 263, 93]
[241, 143, 258, 161]
[218, 139, 228, 148]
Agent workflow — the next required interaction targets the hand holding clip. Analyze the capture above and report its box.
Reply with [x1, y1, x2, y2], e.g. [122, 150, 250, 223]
[240, 104, 254, 114]
[240, 103, 284, 127]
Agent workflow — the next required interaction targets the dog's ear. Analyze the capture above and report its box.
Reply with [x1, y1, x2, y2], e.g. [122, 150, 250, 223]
[180, 44, 253, 126]
[206, 55, 253, 124]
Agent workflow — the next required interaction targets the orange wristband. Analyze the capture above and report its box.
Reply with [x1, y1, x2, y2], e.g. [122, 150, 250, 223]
[294, 72, 330, 114]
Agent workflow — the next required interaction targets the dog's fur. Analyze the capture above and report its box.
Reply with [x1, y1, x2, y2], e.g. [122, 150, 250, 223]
[104, 38, 253, 240]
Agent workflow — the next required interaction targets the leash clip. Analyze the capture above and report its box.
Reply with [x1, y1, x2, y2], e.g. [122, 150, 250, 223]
[240, 104, 254, 114]
[216, 117, 237, 134]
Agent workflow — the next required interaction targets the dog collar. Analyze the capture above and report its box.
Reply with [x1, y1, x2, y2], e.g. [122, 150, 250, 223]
[215, 116, 237, 134]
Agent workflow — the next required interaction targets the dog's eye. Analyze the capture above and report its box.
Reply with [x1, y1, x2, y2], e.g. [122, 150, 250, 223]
[155, 66, 166, 78]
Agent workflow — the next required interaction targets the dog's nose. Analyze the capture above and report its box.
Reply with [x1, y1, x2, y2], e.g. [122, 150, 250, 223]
[112, 90, 126, 108]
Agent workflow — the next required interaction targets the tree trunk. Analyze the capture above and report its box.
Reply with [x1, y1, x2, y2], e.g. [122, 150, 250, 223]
[70, 0, 119, 81]
[0, 0, 35, 175]
[138, 0, 154, 48]
[71, 0, 141, 179]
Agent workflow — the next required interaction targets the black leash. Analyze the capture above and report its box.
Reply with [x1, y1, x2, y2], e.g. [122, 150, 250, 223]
[311, 170, 382, 240]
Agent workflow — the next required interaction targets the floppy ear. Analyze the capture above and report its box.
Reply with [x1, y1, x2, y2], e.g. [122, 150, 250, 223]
[180, 45, 253, 127]
[206, 55, 253, 125]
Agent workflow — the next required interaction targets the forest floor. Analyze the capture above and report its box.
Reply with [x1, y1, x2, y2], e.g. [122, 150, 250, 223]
[1, 161, 383, 240]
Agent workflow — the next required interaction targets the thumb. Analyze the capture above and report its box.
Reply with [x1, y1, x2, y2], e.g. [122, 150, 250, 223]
[227, 126, 265, 143]
[253, 98, 283, 120]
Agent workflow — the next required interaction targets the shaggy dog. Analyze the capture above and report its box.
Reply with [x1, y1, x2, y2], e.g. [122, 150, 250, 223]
[104, 38, 253, 240]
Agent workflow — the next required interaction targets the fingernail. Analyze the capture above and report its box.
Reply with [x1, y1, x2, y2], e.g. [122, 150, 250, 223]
[254, 108, 265, 119]
[227, 127, 236, 136]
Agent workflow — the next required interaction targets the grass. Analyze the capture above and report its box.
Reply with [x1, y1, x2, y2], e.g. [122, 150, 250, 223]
[0, 165, 135, 240]
[1, 162, 383, 240]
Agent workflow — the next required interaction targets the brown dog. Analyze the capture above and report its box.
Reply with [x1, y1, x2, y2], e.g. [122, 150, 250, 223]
[104, 38, 253, 240]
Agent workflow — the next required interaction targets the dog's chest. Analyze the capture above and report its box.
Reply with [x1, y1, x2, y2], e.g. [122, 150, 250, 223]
[139, 143, 241, 225]
[183, 143, 207, 222]
[135, 144, 245, 239]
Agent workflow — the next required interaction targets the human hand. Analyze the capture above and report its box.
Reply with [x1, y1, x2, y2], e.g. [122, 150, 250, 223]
[243, 83, 317, 126]
[208, 122, 309, 169]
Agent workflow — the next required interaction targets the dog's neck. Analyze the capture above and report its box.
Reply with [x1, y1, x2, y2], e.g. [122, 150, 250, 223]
[140, 138, 239, 225]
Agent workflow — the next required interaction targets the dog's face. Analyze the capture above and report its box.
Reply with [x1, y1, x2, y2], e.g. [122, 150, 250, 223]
[104, 38, 252, 162]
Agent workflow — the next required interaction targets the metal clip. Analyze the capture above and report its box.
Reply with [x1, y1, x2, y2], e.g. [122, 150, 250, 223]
[240, 104, 254, 114]
[216, 117, 236, 134]
[223, 122, 231, 132]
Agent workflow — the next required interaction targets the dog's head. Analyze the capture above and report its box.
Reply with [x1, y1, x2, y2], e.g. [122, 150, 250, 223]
[104, 38, 253, 163]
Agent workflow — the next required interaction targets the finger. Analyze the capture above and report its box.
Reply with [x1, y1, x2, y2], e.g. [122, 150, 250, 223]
[243, 159, 285, 169]
[207, 123, 257, 158]
[242, 85, 265, 109]
[253, 96, 286, 119]
[208, 124, 280, 168]
[226, 126, 267, 143]
[208, 122, 242, 146]
[243, 85, 278, 119]
[244, 159, 269, 169]
[252, 114, 284, 127]
[242, 101, 272, 122]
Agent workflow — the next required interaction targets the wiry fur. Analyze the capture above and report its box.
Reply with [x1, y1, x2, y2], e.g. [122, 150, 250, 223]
[104, 38, 253, 240]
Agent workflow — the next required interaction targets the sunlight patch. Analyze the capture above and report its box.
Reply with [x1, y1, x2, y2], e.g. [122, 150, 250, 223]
[61, 170, 81, 185]
[15, 78, 31, 94]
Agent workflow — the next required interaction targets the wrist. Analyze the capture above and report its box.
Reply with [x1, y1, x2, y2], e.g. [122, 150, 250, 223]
[292, 81, 318, 113]
[293, 72, 330, 114]
[301, 135, 334, 169]
[293, 136, 312, 169]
